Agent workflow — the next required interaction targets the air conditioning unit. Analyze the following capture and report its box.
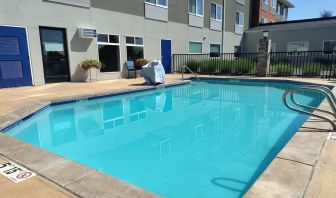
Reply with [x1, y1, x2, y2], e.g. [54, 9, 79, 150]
[78, 28, 97, 39]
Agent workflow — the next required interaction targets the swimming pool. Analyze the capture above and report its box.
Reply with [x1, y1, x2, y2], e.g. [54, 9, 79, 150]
[4, 80, 324, 198]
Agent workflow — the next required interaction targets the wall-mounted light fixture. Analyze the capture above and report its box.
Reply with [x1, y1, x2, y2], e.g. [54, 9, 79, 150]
[262, 31, 269, 39]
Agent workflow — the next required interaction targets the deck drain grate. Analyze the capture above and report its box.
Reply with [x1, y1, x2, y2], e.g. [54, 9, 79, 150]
[328, 132, 336, 140]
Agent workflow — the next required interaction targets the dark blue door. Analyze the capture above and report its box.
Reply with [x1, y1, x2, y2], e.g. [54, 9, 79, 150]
[161, 39, 172, 73]
[0, 26, 32, 88]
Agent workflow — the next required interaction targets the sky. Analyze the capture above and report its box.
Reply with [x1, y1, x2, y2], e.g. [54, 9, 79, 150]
[288, 0, 336, 20]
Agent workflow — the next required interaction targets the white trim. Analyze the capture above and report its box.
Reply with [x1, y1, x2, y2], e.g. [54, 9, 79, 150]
[188, 0, 204, 17]
[96, 33, 122, 74]
[188, 41, 203, 54]
[210, 2, 222, 21]
[144, 0, 168, 8]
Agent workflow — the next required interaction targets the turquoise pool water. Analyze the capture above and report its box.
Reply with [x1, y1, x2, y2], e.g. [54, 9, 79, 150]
[5, 80, 324, 198]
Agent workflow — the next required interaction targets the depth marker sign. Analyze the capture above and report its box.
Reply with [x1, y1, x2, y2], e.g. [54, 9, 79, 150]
[0, 161, 36, 183]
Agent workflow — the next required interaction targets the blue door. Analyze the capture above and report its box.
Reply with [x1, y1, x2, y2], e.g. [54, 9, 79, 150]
[161, 39, 172, 73]
[0, 26, 32, 88]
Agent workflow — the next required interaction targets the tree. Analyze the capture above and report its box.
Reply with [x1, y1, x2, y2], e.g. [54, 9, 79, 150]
[320, 10, 333, 18]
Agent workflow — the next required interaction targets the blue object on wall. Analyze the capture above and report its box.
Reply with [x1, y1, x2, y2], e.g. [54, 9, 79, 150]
[161, 39, 172, 73]
[0, 26, 32, 88]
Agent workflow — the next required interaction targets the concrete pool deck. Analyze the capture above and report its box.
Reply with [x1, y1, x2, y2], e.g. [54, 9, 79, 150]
[0, 74, 335, 197]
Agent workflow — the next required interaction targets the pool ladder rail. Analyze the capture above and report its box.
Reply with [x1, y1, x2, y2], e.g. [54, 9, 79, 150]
[181, 65, 200, 81]
[283, 85, 336, 130]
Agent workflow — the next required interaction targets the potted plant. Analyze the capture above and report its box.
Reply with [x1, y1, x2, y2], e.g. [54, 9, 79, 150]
[79, 59, 102, 82]
[135, 58, 149, 69]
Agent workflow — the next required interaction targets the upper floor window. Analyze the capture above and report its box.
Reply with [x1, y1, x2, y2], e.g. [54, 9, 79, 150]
[235, 12, 244, 26]
[145, 0, 167, 7]
[189, 0, 204, 16]
[271, 0, 276, 8]
[211, 3, 222, 21]
[263, 0, 268, 5]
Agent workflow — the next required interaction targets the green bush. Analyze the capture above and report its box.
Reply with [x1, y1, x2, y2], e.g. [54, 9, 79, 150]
[274, 64, 294, 76]
[302, 64, 321, 77]
[232, 59, 256, 75]
[185, 60, 200, 72]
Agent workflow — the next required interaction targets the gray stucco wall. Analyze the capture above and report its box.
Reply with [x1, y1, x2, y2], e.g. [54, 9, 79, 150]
[243, 25, 336, 53]
[0, 0, 97, 85]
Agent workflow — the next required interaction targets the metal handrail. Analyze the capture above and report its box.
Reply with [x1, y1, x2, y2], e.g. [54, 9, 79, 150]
[182, 65, 200, 81]
[283, 86, 336, 130]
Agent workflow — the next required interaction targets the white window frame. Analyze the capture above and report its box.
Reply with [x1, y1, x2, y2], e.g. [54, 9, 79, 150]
[263, 0, 268, 5]
[270, 0, 276, 8]
[188, 41, 203, 54]
[188, 0, 204, 17]
[210, 2, 222, 21]
[97, 33, 121, 73]
[287, 41, 309, 56]
[210, 43, 221, 53]
[323, 40, 336, 55]
[235, 11, 244, 27]
[144, 0, 168, 8]
[125, 35, 145, 47]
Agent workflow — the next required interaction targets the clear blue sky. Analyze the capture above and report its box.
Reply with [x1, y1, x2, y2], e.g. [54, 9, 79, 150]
[288, 0, 336, 20]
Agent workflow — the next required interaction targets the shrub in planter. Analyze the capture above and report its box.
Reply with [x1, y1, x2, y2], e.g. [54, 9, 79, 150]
[302, 64, 321, 77]
[79, 59, 102, 70]
[275, 64, 294, 76]
[199, 60, 217, 73]
[219, 64, 232, 74]
[135, 59, 149, 69]
[186, 60, 200, 73]
[232, 59, 254, 75]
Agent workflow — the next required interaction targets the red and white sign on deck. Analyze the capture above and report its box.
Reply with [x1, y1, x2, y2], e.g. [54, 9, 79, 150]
[0, 161, 36, 183]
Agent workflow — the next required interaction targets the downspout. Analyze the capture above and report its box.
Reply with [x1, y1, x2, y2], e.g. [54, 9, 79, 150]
[221, 0, 225, 53]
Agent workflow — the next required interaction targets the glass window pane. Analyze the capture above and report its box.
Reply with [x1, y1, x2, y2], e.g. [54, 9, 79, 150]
[98, 44, 120, 72]
[109, 35, 119, 43]
[210, 44, 220, 53]
[135, 37, 144, 45]
[189, 42, 202, 53]
[126, 36, 134, 44]
[239, 13, 244, 26]
[216, 5, 222, 20]
[189, 0, 196, 14]
[235, 12, 239, 25]
[210, 3, 216, 19]
[158, 0, 167, 6]
[197, 0, 203, 15]
[98, 34, 108, 43]
[127, 46, 144, 62]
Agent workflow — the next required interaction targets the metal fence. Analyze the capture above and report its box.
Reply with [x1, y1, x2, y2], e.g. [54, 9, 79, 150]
[173, 53, 259, 76]
[172, 51, 336, 78]
[269, 51, 336, 78]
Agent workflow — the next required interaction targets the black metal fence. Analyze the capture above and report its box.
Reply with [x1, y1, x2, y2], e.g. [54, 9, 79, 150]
[172, 51, 336, 78]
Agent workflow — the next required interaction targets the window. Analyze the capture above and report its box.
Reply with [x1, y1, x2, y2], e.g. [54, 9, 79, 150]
[323, 41, 336, 54]
[97, 34, 120, 72]
[189, 0, 204, 16]
[270, 0, 276, 8]
[211, 3, 222, 21]
[235, 12, 244, 26]
[145, 0, 167, 7]
[260, 17, 267, 24]
[189, 42, 202, 53]
[126, 36, 144, 62]
[287, 41, 309, 56]
[263, 0, 268, 4]
[210, 44, 221, 53]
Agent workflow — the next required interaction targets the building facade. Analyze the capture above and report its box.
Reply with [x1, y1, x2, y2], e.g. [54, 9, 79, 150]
[251, 0, 294, 27]
[0, 0, 251, 88]
[243, 17, 336, 53]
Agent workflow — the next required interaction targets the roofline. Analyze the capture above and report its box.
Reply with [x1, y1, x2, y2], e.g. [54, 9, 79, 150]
[259, 16, 336, 27]
[278, 0, 295, 8]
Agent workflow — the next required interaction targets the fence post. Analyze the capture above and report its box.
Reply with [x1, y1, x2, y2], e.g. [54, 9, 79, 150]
[257, 39, 271, 77]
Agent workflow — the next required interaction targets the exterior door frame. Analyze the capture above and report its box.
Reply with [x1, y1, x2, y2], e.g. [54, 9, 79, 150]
[160, 39, 172, 73]
[39, 26, 71, 83]
[0, 25, 33, 87]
